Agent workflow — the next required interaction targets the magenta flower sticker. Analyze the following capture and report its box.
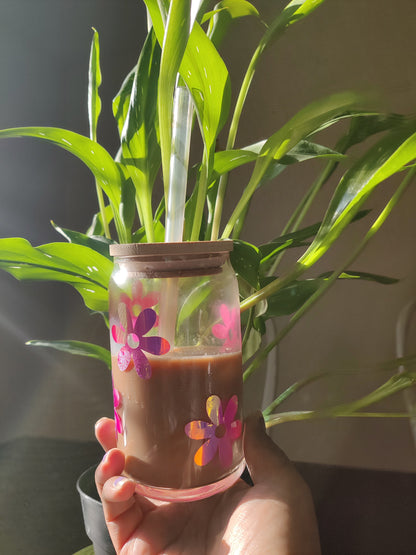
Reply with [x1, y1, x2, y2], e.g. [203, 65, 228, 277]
[111, 302, 170, 379]
[113, 386, 123, 435]
[212, 304, 241, 351]
[185, 395, 242, 468]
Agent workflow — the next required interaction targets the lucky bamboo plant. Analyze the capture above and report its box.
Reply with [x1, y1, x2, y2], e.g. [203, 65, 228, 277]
[1, 0, 416, 428]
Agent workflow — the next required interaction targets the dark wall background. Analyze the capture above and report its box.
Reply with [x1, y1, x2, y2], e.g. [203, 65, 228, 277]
[1, 0, 415, 470]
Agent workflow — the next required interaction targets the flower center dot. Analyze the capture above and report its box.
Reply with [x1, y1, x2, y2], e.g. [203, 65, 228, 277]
[127, 333, 140, 349]
[215, 424, 226, 439]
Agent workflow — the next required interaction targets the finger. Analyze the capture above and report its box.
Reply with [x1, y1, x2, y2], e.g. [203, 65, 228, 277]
[95, 417, 117, 452]
[95, 449, 149, 552]
[95, 449, 155, 516]
[95, 448, 125, 498]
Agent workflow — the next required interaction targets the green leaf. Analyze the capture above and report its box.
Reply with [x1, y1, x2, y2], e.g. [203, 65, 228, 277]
[259, 209, 371, 271]
[277, 140, 345, 165]
[121, 30, 161, 190]
[266, 372, 416, 427]
[149, 1, 231, 154]
[230, 240, 261, 289]
[212, 139, 344, 179]
[262, 279, 321, 318]
[86, 205, 114, 236]
[88, 28, 102, 142]
[119, 174, 136, 241]
[204, 0, 259, 22]
[119, 31, 162, 242]
[0, 238, 112, 312]
[222, 91, 364, 237]
[242, 326, 262, 363]
[263, 354, 416, 415]
[132, 220, 166, 243]
[318, 270, 399, 285]
[271, 0, 327, 37]
[341, 112, 409, 151]
[112, 67, 135, 137]
[0, 126, 128, 242]
[177, 278, 211, 328]
[143, 0, 167, 41]
[259, 269, 398, 320]
[0, 127, 121, 207]
[183, 190, 196, 241]
[26, 340, 111, 369]
[259, 231, 314, 261]
[206, 0, 260, 46]
[301, 120, 416, 267]
[181, 23, 231, 151]
[51, 222, 113, 259]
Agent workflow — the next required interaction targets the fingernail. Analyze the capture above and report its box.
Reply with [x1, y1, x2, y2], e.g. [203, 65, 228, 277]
[114, 476, 128, 489]
[102, 451, 109, 463]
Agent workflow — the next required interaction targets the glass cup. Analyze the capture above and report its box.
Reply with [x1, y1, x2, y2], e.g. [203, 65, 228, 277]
[108, 241, 244, 502]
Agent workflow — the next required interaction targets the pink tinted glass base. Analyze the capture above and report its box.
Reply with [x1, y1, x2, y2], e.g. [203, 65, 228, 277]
[132, 459, 246, 503]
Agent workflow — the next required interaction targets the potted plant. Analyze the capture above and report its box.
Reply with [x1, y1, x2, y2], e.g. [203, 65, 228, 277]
[1, 0, 416, 551]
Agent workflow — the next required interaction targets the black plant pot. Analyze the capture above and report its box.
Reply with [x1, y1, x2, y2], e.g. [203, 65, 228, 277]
[77, 465, 116, 555]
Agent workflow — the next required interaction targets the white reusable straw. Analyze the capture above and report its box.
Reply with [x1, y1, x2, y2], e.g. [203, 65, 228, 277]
[165, 84, 193, 242]
[164, 0, 201, 242]
[160, 2, 201, 348]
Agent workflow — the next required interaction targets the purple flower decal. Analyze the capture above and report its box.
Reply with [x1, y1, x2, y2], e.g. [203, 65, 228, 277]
[185, 395, 242, 468]
[212, 304, 241, 351]
[111, 302, 170, 379]
[113, 386, 123, 435]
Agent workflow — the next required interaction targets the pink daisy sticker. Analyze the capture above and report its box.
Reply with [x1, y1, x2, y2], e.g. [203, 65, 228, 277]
[185, 395, 242, 468]
[111, 302, 170, 379]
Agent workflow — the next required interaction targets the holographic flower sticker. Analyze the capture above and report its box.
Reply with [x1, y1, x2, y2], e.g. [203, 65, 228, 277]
[185, 395, 242, 468]
[111, 302, 170, 379]
[212, 304, 241, 351]
[113, 386, 123, 435]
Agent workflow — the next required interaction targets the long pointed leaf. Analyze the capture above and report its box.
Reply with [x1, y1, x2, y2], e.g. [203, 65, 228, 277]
[318, 270, 399, 285]
[52, 222, 114, 259]
[0, 127, 121, 207]
[27, 340, 111, 369]
[213, 139, 344, 177]
[301, 121, 416, 266]
[88, 28, 102, 142]
[207, 0, 259, 46]
[259, 209, 371, 268]
[121, 31, 161, 185]
[120, 30, 162, 241]
[112, 67, 135, 137]
[181, 23, 231, 151]
[222, 91, 364, 237]
[0, 238, 112, 312]
[260, 271, 398, 320]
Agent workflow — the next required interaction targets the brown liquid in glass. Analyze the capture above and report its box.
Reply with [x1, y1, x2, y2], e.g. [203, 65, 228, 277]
[112, 349, 243, 490]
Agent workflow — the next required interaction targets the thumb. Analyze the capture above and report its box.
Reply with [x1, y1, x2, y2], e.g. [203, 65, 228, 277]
[243, 411, 296, 487]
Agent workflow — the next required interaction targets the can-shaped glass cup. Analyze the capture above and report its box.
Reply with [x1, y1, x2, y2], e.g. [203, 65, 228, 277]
[108, 241, 244, 502]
